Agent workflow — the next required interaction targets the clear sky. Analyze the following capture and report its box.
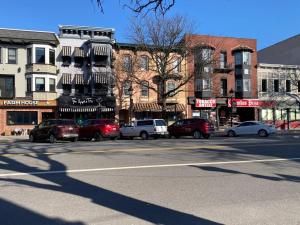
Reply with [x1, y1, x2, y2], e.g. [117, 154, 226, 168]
[1, 0, 300, 50]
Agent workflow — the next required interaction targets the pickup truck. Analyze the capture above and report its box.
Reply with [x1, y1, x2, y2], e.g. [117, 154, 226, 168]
[120, 119, 168, 140]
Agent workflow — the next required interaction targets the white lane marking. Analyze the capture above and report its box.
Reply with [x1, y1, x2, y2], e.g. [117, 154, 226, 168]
[0, 157, 300, 178]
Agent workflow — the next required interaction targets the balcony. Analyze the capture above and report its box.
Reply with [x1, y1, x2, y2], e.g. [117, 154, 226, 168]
[213, 63, 234, 73]
[26, 64, 57, 75]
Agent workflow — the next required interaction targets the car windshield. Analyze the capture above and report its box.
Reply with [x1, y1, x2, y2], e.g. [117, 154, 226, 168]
[155, 120, 166, 126]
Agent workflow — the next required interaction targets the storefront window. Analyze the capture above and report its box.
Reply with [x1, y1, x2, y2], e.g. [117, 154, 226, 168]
[35, 78, 45, 92]
[0, 76, 14, 98]
[296, 110, 300, 120]
[7, 111, 37, 125]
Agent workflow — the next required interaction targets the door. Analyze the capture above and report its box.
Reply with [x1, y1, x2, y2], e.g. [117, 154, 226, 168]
[235, 122, 252, 135]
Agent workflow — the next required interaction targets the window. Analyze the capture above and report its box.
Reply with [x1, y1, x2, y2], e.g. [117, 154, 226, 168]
[154, 120, 166, 126]
[0, 47, 2, 63]
[298, 81, 300, 93]
[243, 79, 250, 92]
[286, 80, 291, 92]
[244, 69, 249, 74]
[49, 78, 55, 92]
[137, 120, 154, 126]
[202, 79, 210, 90]
[123, 80, 132, 96]
[173, 57, 181, 73]
[195, 78, 202, 91]
[221, 79, 227, 96]
[62, 56, 71, 66]
[234, 52, 242, 65]
[75, 84, 84, 95]
[27, 48, 32, 64]
[94, 55, 107, 67]
[262, 79, 267, 92]
[62, 84, 72, 95]
[243, 52, 251, 65]
[36, 48, 45, 64]
[26, 78, 32, 92]
[141, 81, 149, 97]
[236, 79, 242, 92]
[220, 52, 227, 68]
[274, 79, 279, 92]
[167, 81, 176, 96]
[0, 76, 14, 98]
[123, 55, 132, 72]
[7, 111, 37, 125]
[49, 49, 55, 65]
[8, 48, 17, 64]
[74, 57, 84, 67]
[140, 56, 149, 71]
[35, 78, 45, 92]
[94, 83, 108, 95]
[202, 49, 212, 61]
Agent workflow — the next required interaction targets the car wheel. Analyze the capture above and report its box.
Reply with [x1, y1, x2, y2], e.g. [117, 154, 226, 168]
[29, 134, 35, 142]
[258, 129, 268, 137]
[202, 134, 210, 139]
[49, 134, 57, 143]
[94, 132, 103, 142]
[140, 131, 149, 140]
[227, 130, 236, 137]
[71, 137, 78, 142]
[193, 130, 202, 139]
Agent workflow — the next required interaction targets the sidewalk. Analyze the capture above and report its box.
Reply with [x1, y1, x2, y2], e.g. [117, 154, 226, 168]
[0, 135, 29, 142]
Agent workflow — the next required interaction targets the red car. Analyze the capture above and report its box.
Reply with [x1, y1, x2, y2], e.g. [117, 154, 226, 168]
[79, 119, 120, 141]
[168, 118, 214, 139]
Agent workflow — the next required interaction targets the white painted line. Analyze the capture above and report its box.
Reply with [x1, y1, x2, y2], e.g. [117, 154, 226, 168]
[0, 157, 300, 178]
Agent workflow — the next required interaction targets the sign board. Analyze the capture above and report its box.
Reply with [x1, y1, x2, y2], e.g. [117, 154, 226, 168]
[228, 99, 261, 108]
[0, 99, 57, 107]
[195, 99, 216, 108]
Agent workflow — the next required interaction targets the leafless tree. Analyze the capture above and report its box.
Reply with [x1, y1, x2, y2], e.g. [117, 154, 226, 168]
[95, 0, 175, 15]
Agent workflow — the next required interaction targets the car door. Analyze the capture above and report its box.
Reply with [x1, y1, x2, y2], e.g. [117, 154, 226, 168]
[79, 120, 91, 139]
[170, 120, 183, 136]
[39, 121, 50, 140]
[234, 122, 250, 135]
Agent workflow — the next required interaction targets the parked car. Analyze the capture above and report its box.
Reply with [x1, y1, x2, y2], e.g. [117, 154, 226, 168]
[79, 119, 120, 141]
[168, 118, 214, 139]
[120, 119, 168, 140]
[225, 121, 276, 137]
[29, 119, 79, 143]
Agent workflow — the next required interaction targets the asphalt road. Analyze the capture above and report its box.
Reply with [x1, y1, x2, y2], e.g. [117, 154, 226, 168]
[0, 135, 300, 225]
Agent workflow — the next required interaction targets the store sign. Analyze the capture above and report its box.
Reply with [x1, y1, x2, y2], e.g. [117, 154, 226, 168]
[195, 99, 216, 108]
[3, 100, 39, 106]
[71, 97, 99, 106]
[228, 99, 261, 108]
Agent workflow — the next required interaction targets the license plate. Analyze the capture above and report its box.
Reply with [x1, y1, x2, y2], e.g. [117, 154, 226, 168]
[69, 127, 73, 130]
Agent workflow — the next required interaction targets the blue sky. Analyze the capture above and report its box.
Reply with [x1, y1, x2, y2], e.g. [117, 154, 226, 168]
[1, 0, 300, 50]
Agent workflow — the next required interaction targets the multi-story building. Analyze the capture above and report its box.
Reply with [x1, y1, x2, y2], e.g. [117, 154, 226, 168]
[0, 28, 59, 135]
[185, 34, 258, 126]
[56, 25, 116, 123]
[113, 43, 187, 125]
[258, 35, 300, 129]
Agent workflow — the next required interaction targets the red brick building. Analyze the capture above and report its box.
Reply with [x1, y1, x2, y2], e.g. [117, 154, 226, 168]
[185, 34, 258, 126]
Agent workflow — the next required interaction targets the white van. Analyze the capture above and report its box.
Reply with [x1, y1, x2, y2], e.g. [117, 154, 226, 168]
[120, 119, 168, 140]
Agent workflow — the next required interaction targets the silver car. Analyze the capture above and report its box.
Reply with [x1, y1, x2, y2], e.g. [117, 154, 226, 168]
[225, 121, 276, 137]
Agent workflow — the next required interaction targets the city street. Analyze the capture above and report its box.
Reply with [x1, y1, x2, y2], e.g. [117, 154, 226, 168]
[0, 135, 300, 225]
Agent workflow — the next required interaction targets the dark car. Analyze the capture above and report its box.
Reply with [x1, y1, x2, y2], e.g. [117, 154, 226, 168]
[29, 119, 79, 143]
[168, 118, 214, 139]
[79, 119, 120, 141]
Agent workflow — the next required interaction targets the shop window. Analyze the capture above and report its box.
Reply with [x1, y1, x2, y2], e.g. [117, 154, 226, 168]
[286, 80, 291, 92]
[0, 76, 14, 98]
[7, 111, 37, 125]
[36, 48, 45, 64]
[140, 55, 149, 71]
[27, 78, 32, 92]
[35, 78, 45, 92]
[141, 81, 149, 97]
[8, 48, 17, 64]
[62, 84, 72, 95]
[49, 49, 55, 65]
[274, 79, 279, 92]
[261, 79, 267, 92]
[49, 78, 56, 92]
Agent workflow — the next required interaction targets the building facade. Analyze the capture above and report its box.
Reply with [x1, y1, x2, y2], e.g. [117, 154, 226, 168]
[56, 25, 116, 123]
[185, 34, 258, 126]
[113, 43, 187, 125]
[0, 28, 58, 135]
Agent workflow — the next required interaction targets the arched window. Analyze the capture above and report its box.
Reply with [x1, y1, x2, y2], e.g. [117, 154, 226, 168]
[123, 55, 132, 72]
[141, 81, 149, 97]
[140, 55, 149, 71]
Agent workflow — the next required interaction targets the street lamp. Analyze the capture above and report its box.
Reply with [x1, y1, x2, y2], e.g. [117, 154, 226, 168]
[229, 88, 235, 127]
[128, 85, 133, 123]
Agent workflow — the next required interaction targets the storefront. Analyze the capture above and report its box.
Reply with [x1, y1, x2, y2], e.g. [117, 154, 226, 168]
[57, 95, 115, 124]
[227, 98, 260, 123]
[191, 99, 217, 122]
[0, 99, 57, 136]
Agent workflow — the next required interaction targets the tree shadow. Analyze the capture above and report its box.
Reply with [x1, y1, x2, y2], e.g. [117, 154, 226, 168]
[0, 151, 222, 225]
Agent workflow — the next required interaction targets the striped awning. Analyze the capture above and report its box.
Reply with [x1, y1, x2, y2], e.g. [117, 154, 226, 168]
[74, 74, 85, 85]
[62, 46, 72, 57]
[92, 72, 108, 84]
[62, 73, 72, 84]
[133, 103, 185, 112]
[74, 47, 85, 57]
[93, 45, 110, 56]
[59, 107, 114, 113]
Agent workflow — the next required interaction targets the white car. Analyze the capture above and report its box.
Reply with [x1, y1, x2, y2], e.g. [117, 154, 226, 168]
[225, 121, 276, 137]
[120, 119, 168, 140]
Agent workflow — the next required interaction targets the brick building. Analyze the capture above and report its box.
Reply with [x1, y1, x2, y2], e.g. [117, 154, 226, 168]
[185, 34, 258, 126]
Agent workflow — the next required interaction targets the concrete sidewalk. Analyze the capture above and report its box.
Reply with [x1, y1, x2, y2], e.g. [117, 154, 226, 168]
[0, 135, 29, 142]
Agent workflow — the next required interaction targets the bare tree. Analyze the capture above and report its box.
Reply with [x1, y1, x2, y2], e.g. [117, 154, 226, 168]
[95, 0, 175, 15]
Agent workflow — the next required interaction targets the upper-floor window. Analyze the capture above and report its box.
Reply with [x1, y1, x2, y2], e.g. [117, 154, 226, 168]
[49, 49, 55, 65]
[202, 48, 213, 61]
[140, 56, 149, 71]
[220, 52, 227, 68]
[243, 52, 251, 65]
[123, 80, 132, 96]
[234, 51, 251, 66]
[62, 84, 72, 95]
[243, 79, 250, 92]
[26, 77, 32, 92]
[274, 79, 279, 92]
[298, 81, 300, 93]
[35, 77, 45, 92]
[49, 78, 56, 92]
[236, 79, 242, 92]
[94, 55, 107, 67]
[0, 76, 14, 98]
[286, 80, 291, 92]
[261, 79, 267, 92]
[202, 78, 210, 91]
[27, 48, 32, 64]
[141, 81, 149, 97]
[173, 57, 181, 73]
[0, 47, 2, 63]
[36, 48, 45, 64]
[221, 78, 227, 96]
[195, 78, 201, 91]
[8, 48, 17, 64]
[123, 55, 132, 72]
[75, 84, 84, 95]
[62, 56, 71, 66]
[167, 81, 176, 96]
